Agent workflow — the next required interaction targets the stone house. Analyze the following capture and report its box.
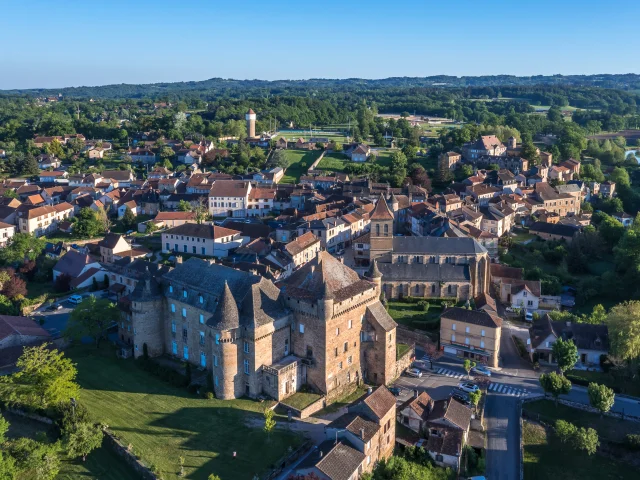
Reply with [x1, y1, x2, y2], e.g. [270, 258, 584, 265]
[439, 151, 462, 170]
[529, 222, 579, 243]
[284, 232, 321, 269]
[528, 315, 609, 369]
[440, 307, 502, 367]
[208, 180, 252, 218]
[99, 233, 133, 264]
[161, 223, 248, 258]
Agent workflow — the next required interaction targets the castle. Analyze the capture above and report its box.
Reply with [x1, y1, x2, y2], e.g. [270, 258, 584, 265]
[123, 252, 397, 401]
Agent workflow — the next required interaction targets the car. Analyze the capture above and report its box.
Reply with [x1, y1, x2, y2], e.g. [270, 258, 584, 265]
[68, 294, 83, 305]
[46, 303, 62, 311]
[505, 306, 515, 313]
[524, 311, 534, 322]
[126, 230, 134, 235]
[457, 382, 479, 393]
[451, 392, 471, 406]
[388, 387, 402, 396]
[471, 365, 492, 377]
[405, 368, 423, 378]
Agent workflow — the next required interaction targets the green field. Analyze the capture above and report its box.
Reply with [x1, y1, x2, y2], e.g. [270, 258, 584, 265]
[315, 153, 349, 172]
[522, 421, 636, 480]
[67, 346, 302, 480]
[386, 301, 443, 332]
[281, 149, 322, 183]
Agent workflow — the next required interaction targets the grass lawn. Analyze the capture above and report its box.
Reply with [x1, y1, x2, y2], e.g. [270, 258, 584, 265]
[523, 399, 640, 443]
[281, 391, 323, 410]
[67, 346, 302, 480]
[387, 301, 442, 332]
[281, 149, 322, 183]
[522, 421, 636, 480]
[396, 343, 411, 360]
[315, 153, 349, 173]
[312, 386, 368, 417]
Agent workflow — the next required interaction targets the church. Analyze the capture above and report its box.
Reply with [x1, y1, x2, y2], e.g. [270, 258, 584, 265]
[368, 194, 490, 302]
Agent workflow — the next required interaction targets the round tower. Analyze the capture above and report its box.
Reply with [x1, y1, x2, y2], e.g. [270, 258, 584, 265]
[320, 281, 334, 322]
[365, 258, 383, 295]
[246, 108, 257, 139]
[213, 281, 240, 400]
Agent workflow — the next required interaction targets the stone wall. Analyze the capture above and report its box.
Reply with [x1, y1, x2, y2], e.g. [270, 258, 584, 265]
[396, 325, 437, 351]
[282, 395, 327, 419]
[394, 344, 415, 380]
[103, 429, 157, 480]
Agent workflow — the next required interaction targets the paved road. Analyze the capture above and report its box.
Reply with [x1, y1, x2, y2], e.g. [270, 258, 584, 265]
[485, 393, 520, 480]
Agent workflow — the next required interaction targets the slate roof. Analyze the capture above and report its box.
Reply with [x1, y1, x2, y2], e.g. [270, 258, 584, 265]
[53, 250, 95, 278]
[426, 428, 464, 456]
[365, 301, 397, 332]
[327, 413, 380, 442]
[391, 236, 487, 255]
[441, 307, 502, 328]
[296, 440, 365, 480]
[281, 251, 374, 302]
[427, 397, 473, 431]
[370, 194, 394, 220]
[530, 315, 609, 351]
[377, 262, 470, 283]
[529, 221, 579, 238]
[164, 223, 240, 240]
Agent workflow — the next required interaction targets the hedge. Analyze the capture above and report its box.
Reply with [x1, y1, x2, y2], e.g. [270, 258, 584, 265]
[136, 358, 189, 388]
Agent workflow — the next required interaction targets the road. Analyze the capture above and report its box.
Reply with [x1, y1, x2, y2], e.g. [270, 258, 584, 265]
[485, 394, 520, 480]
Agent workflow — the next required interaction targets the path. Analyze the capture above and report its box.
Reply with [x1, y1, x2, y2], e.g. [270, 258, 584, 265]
[485, 394, 520, 480]
[307, 151, 326, 173]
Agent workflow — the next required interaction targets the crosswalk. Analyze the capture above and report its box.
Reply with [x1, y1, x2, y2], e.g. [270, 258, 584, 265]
[435, 368, 465, 379]
[488, 382, 529, 397]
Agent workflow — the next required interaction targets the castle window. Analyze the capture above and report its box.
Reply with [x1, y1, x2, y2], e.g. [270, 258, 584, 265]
[183, 289, 188, 298]
[183, 346, 189, 360]
[376, 224, 380, 236]
[244, 359, 250, 375]
[244, 341, 250, 353]
[336, 328, 340, 336]
[199, 295, 204, 304]
[344, 342, 348, 353]
[347, 356, 352, 365]
[339, 361, 343, 370]
[384, 224, 388, 236]
[215, 334, 220, 344]
[182, 308, 187, 318]
[335, 347, 338, 357]
[199, 314, 204, 324]
[465, 338, 470, 345]
[347, 371, 351, 382]
[200, 352, 206, 367]
[451, 334, 456, 342]
[169, 285, 173, 293]
[447, 285, 452, 294]
[299, 324, 305, 334]
[465, 326, 470, 333]
[431, 285, 436, 294]
[348, 320, 352, 329]
[200, 331, 205, 345]
[172, 341, 177, 355]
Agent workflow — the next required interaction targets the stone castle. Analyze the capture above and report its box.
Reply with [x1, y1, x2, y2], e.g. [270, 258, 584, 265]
[123, 252, 397, 401]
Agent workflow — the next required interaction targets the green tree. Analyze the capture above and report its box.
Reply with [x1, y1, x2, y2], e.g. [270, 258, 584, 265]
[605, 301, 640, 360]
[555, 419, 577, 445]
[270, 149, 289, 168]
[552, 338, 578, 374]
[468, 390, 481, 411]
[65, 422, 103, 461]
[0, 414, 9, 443]
[0, 451, 18, 480]
[74, 208, 104, 238]
[463, 359, 476, 378]
[609, 167, 631, 187]
[4, 344, 79, 409]
[573, 427, 599, 455]
[263, 407, 276, 440]
[66, 296, 120, 348]
[539, 372, 572, 405]
[21, 154, 40, 176]
[208, 475, 222, 480]
[0, 233, 46, 265]
[121, 207, 136, 229]
[587, 382, 615, 417]
[177, 200, 192, 212]
[8, 437, 60, 480]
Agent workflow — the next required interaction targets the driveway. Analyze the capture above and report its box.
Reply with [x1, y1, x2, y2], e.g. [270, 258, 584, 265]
[485, 393, 520, 480]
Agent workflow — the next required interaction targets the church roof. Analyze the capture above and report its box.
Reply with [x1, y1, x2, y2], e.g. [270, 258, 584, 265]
[370, 194, 394, 220]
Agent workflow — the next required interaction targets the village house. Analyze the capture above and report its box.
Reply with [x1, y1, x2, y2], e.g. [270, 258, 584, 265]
[440, 307, 502, 367]
[283, 232, 321, 269]
[52, 250, 106, 289]
[161, 223, 248, 258]
[98, 233, 148, 264]
[529, 221, 579, 243]
[208, 180, 252, 218]
[0, 315, 51, 365]
[247, 188, 275, 217]
[439, 151, 462, 170]
[0, 222, 16, 247]
[16, 202, 74, 237]
[462, 135, 507, 161]
[39, 171, 68, 184]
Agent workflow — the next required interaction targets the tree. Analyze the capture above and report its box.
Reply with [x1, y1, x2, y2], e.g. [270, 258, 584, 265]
[552, 338, 578, 374]
[263, 407, 276, 440]
[573, 427, 599, 455]
[20, 154, 40, 176]
[606, 301, 640, 360]
[468, 390, 481, 411]
[7, 437, 60, 480]
[424, 343, 442, 370]
[463, 359, 476, 378]
[208, 475, 222, 480]
[0, 233, 46, 265]
[539, 372, 572, 405]
[587, 382, 615, 417]
[270, 149, 289, 168]
[178, 199, 192, 212]
[609, 167, 631, 187]
[5, 344, 79, 409]
[121, 207, 136, 230]
[0, 414, 9, 443]
[66, 296, 120, 348]
[0, 268, 27, 299]
[0, 451, 18, 480]
[65, 422, 103, 461]
[74, 208, 104, 239]
[555, 419, 577, 445]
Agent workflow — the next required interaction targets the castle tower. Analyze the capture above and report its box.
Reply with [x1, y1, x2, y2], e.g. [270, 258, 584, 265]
[508, 136, 517, 149]
[365, 258, 383, 295]
[319, 273, 334, 322]
[369, 194, 395, 260]
[213, 281, 241, 400]
[246, 108, 257, 139]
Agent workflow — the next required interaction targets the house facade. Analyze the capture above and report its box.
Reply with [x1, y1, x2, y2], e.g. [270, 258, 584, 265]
[161, 223, 248, 258]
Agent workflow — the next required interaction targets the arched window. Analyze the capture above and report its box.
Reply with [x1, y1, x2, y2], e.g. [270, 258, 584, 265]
[376, 224, 380, 236]
[384, 224, 389, 235]
[447, 285, 452, 294]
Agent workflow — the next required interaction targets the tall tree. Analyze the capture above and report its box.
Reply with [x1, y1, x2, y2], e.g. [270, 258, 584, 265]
[552, 338, 578, 374]
[65, 422, 103, 461]
[606, 301, 640, 361]
[66, 296, 120, 348]
[0, 233, 46, 265]
[121, 207, 136, 229]
[5, 344, 80, 409]
[74, 208, 104, 238]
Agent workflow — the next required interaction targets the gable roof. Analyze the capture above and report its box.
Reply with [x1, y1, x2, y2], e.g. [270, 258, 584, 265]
[0, 315, 50, 341]
[53, 250, 96, 278]
[296, 440, 365, 480]
[399, 391, 434, 421]
[530, 315, 609, 351]
[163, 223, 240, 240]
[327, 413, 380, 442]
[284, 232, 319, 256]
[359, 386, 396, 420]
[441, 307, 502, 328]
[370, 194, 394, 220]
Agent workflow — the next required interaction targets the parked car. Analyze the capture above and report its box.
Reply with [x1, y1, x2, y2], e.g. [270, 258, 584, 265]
[452, 391, 471, 406]
[46, 303, 62, 311]
[505, 306, 515, 313]
[524, 311, 534, 322]
[457, 382, 479, 393]
[68, 294, 83, 305]
[405, 368, 423, 378]
[388, 387, 402, 396]
[471, 365, 492, 377]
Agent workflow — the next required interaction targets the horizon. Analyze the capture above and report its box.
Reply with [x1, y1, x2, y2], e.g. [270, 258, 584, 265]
[2, 0, 638, 90]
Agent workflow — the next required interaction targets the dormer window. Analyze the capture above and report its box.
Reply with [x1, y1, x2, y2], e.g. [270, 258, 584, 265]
[199, 295, 204, 304]
[183, 289, 187, 298]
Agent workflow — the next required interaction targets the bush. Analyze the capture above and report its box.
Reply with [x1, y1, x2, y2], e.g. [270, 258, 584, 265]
[555, 420, 578, 445]
[565, 373, 621, 393]
[205, 391, 214, 400]
[625, 434, 640, 451]
[417, 301, 429, 312]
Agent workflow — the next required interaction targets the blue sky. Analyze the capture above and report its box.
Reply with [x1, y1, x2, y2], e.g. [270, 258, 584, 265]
[1, 0, 638, 89]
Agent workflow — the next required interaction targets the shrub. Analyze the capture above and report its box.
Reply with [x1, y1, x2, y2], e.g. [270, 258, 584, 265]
[417, 301, 429, 312]
[555, 420, 577, 445]
[136, 358, 188, 388]
[625, 434, 640, 451]
[205, 392, 214, 400]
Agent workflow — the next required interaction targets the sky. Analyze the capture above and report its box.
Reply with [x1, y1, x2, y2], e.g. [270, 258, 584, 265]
[1, 0, 639, 90]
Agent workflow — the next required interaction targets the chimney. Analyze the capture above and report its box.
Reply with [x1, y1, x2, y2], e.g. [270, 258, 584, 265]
[360, 428, 365, 440]
[414, 389, 419, 399]
[367, 387, 373, 395]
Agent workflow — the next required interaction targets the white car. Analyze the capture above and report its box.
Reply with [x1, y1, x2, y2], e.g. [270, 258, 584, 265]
[68, 294, 83, 305]
[524, 311, 534, 322]
[405, 368, 423, 378]
[457, 382, 479, 393]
